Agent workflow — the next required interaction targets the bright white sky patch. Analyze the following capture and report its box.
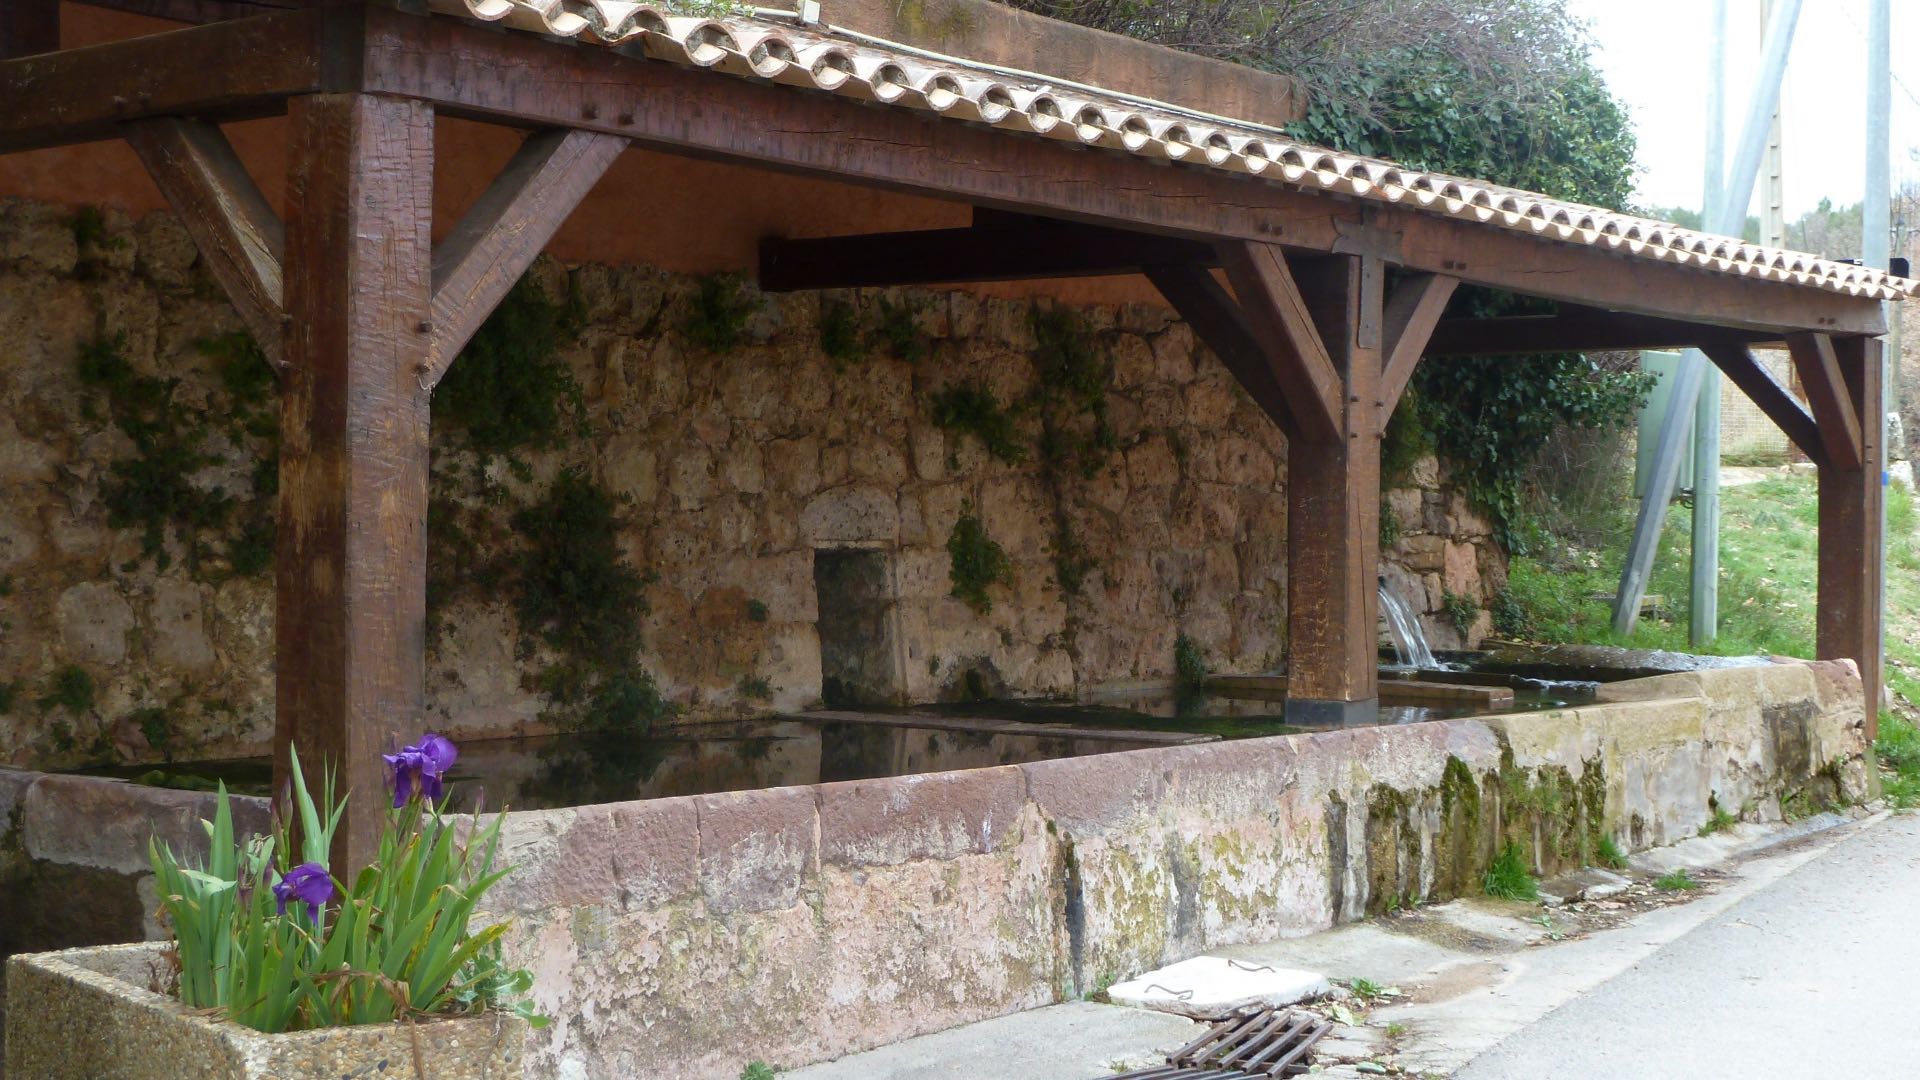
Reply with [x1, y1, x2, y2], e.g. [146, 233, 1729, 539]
[1565, 0, 1920, 218]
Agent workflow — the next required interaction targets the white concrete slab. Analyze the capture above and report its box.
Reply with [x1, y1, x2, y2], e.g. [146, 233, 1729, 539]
[1106, 956, 1329, 1019]
[782, 1001, 1201, 1080]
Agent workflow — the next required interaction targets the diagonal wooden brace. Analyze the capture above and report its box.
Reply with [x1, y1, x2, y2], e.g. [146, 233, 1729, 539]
[1786, 332, 1864, 471]
[425, 127, 629, 387]
[1702, 343, 1827, 468]
[1216, 239, 1344, 443]
[1378, 272, 1457, 418]
[125, 116, 286, 368]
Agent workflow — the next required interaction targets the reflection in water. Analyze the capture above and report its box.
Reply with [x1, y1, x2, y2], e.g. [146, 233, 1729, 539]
[75, 684, 1595, 812]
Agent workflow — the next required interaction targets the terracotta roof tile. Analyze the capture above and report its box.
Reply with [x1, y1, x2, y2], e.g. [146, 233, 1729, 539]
[426, 0, 1920, 302]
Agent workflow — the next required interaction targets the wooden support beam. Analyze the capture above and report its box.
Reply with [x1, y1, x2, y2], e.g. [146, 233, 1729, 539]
[276, 92, 434, 873]
[71, 0, 300, 24]
[1217, 240, 1343, 443]
[1423, 307, 1782, 357]
[425, 127, 627, 386]
[1787, 332, 1864, 470]
[1, 0, 59, 59]
[0, 8, 326, 152]
[352, 5, 1887, 336]
[1816, 336, 1884, 734]
[759, 220, 1214, 292]
[125, 117, 286, 365]
[1379, 273, 1457, 416]
[1701, 344, 1826, 467]
[1283, 253, 1385, 723]
[1142, 262, 1300, 441]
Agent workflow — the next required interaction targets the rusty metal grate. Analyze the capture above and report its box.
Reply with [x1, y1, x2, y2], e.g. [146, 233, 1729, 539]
[1106, 1008, 1333, 1080]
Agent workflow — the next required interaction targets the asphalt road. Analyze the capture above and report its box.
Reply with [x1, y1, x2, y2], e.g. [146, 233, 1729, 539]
[1457, 813, 1920, 1080]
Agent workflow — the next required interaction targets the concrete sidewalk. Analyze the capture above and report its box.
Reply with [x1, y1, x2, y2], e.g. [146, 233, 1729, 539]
[1457, 812, 1920, 1080]
[786, 810, 1909, 1079]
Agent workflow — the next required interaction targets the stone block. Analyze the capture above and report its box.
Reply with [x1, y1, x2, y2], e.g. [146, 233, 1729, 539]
[56, 581, 134, 666]
[146, 579, 214, 671]
[0, 765, 41, 834]
[492, 798, 701, 913]
[132, 213, 197, 290]
[819, 766, 1027, 867]
[1397, 535, 1445, 573]
[800, 484, 898, 544]
[1024, 749, 1164, 828]
[0, 199, 78, 275]
[1125, 434, 1181, 489]
[695, 786, 817, 913]
[23, 775, 270, 874]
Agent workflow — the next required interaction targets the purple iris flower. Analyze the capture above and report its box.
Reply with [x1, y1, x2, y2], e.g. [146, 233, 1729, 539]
[272, 862, 334, 921]
[383, 732, 459, 808]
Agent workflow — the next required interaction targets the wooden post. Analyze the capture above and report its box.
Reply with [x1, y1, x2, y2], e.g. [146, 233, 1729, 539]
[1282, 254, 1386, 724]
[1816, 336, 1885, 734]
[277, 93, 434, 872]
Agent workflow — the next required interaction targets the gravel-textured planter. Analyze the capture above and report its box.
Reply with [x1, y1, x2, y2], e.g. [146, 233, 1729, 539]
[5, 943, 527, 1079]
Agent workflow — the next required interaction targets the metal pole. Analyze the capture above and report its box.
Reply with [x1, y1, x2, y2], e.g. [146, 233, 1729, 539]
[1866, 0, 1890, 699]
[1687, 0, 1730, 647]
[1616, 0, 1801, 637]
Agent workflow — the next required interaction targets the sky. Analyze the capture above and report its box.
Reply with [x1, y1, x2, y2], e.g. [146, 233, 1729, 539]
[1564, 0, 1920, 223]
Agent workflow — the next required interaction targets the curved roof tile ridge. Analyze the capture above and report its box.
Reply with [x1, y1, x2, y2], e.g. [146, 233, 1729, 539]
[423, 0, 1920, 301]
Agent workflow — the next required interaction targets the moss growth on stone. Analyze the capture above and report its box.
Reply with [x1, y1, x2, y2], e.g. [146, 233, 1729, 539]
[1047, 517, 1096, 597]
[1173, 634, 1208, 691]
[1030, 307, 1117, 481]
[948, 505, 1012, 614]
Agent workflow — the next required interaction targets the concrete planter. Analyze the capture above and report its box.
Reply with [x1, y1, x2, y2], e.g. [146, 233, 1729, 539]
[5, 943, 527, 1080]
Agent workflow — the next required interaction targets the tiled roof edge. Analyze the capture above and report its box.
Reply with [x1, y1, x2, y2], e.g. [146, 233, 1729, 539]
[426, 0, 1920, 303]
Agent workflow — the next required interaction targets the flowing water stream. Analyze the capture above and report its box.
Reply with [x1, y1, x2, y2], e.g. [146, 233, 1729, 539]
[1378, 580, 1437, 670]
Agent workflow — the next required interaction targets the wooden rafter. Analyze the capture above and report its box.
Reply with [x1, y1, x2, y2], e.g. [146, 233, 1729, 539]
[1379, 273, 1457, 416]
[1424, 308, 1782, 356]
[1142, 262, 1300, 440]
[1217, 240, 1343, 443]
[1786, 332, 1864, 470]
[125, 116, 286, 365]
[72, 1, 299, 24]
[426, 127, 628, 386]
[760, 220, 1213, 292]
[1701, 344, 1826, 467]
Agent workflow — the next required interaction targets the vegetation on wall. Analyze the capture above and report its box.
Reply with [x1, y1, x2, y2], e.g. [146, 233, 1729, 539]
[429, 271, 671, 736]
[682, 272, 756, 353]
[76, 331, 279, 577]
[947, 504, 1012, 614]
[930, 381, 1027, 464]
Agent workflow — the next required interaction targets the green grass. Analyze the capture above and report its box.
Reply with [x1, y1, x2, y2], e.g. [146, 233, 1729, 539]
[1595, 833, 1630, 870]
[1654, 868, 1701, 892]
[1876, 710, 1920, 808]
[740, 1064, 777, 1080]
[1504, 474, 1920, 803]
[1483, 842, 1539, 901]
[1696, 806, 1737, 837]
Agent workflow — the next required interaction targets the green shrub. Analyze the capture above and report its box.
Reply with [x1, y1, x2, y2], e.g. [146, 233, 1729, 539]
[1876, 710, 1920, 808]
[1441, 589, 1478, 637]
[869, 296, 926, 363]
[38, 666, 95, 715]
[947, 505, 1012, 614]
[818, 299, 861, 366]
[740, 1064, 777, 1080]
[1483, 842, 1538, 901]
[435, 275, 585, 460]
[1595, 833, 1629, 870]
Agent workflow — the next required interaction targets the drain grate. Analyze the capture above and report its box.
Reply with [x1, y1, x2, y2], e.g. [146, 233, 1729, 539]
[1105, 1008, 1332, 1079]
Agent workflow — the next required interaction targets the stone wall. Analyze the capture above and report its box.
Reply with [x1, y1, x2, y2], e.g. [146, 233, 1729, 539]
[0, 660, 1870, 1078]
[0, 197, 1502, 770]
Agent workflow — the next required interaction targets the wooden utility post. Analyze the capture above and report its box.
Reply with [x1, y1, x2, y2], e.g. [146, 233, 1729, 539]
[277, 93, 436, 871]
[1815, 336, 1886, 732]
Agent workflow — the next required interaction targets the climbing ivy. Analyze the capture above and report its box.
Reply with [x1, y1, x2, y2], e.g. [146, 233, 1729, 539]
[1029, 308, 1118, 481]
[930, 381, 1027, 464]
[433, 275, 585, 464]
[77, 332, 279, 577]
[947, 504, 1012, 614]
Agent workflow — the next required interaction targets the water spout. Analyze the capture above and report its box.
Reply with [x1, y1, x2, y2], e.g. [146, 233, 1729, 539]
[1378, 580, 1437, 670]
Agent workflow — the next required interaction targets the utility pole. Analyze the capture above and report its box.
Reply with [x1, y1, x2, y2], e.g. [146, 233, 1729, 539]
[1615, 0, 1802, 638]
[1865, 0, 1890, 695]
[1761, 0, 1787, 249]
[1688, 0, 1729, 646]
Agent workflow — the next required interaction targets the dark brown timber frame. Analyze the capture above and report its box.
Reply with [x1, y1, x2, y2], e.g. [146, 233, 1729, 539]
[0, 1, 1893, 859]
